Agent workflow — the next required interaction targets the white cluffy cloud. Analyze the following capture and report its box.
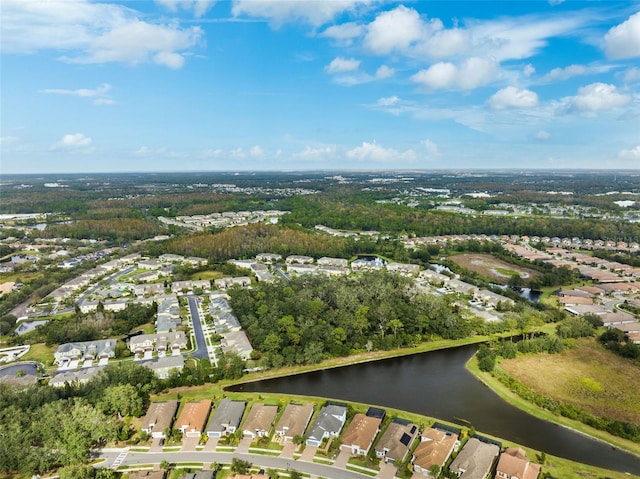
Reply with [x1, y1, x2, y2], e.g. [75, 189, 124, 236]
[40, 83, 113, 105]
[347, 141, 416, 163]
[488, 86, 538, 109]
[52, 133, 93, 150]
[535, 130, 551, 140]
[325, 57, 361, 74]
[604, 12, 640, 59]
[320, 22, 365, 45]
[231, 0, 375, 27]
[155, 0, 215, 17]
[1, 0, 203, 68]
[411, 57, 497, 90]
[618, 146, 640, 160]
[375, 65, 395, 79]
[566, 83, 632, 113]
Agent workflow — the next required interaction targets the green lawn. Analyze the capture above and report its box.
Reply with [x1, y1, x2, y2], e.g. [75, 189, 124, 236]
[21, 343, 56, 367]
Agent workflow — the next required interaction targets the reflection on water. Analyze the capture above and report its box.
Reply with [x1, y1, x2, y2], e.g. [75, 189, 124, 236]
[230, 345, 640, 475]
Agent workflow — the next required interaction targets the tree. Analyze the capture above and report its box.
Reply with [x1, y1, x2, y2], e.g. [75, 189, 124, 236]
[289, 470, 303, 479]
[231, 458, 252, 474]
[99, 384, 144, 418]
[429, 464, 441, 478]
[160, 459, 171, 471]
[57, 464, 95, 479]
[388, 319, 404, 346]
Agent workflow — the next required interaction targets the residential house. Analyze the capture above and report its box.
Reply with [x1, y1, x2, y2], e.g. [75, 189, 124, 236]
[142, 400, 179, 439]
[185, 256, 208, 267]
[159, 254, 186, 263]
[286, 263, 318, 275]
[156, 295, 181, 333]
[374, 419, 419, 464]
[495, 447, 541, 479]
[317, 257, 349, 268]
[351, 257, 386, 271]
[140, 355, 185, 379]
[133, 283, 165, 297]
[128, 471, 165, 479]
[54, 339, 116, 365]
[275, 403, 314, 442]
[129, 331, 187, 357]
[138, 259, 163, 270]
[242, 403, 278, 439]
[449, 437, 500, 479]
[413, 427, 459, 477]
[214, 312, 242, 334]
[171, 280, 210, 293]
[221, 330, 254, 360]
[306, 404, 347, 447]
[175, 400, 212, 438]
[256, 253, 282, 263]
[49, 366, 105, 387]
[386, 262, 421, 276]
[340, 413, 382, 455]
[285, 255, 314, 264]
[214, 276, 252, 290]
[206, 398, 246, 437]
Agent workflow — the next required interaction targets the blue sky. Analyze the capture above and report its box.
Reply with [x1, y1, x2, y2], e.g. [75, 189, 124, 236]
[1, 0, 639, 173]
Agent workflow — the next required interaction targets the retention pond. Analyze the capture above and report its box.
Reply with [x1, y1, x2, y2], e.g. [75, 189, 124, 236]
[230, 345, 640, 475]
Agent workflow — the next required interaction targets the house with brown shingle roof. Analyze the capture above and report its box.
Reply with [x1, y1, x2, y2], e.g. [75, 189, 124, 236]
[242, 403, 278, 439]
[374, 419, 419, 464]
[340, 413, 382, 455]
[495, 447, 541, 479]
[142, 400, 178, 438]
[175, 400, 212, 438]
[275, 403, 314, 442]
[413, 427, 459, 477]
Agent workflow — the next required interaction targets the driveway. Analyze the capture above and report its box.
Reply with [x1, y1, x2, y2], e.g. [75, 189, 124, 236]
[280, 442, 297, 459]
[334, 449, 351, 468]
[299, 445, 317, 462]
[236, 436, 253, 453]
[181, 436, 200, 451]
[376, 461, 397, 479]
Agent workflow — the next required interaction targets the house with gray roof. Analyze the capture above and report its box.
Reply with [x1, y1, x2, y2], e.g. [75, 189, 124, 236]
[306, 404, 347, 447]
[221, 330, 253, 360]
[54, 339, 116, 365]
[206, 398, 246, 437]
[375, 419, 419, 464]
[448, 437, 499, 479]
[156, 295, 181, 333]
[140, 355, 185, 379]
[214, 312, 242, 334]
[49, 366, 105, 387]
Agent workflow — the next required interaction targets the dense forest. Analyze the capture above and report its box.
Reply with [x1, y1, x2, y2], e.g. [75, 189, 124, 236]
[0, 362, 158, 476]
[229, 271, 510, 368]
[279, 197, 640, 242]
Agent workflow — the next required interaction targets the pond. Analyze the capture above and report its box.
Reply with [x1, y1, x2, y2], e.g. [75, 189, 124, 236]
[230, 345, 640, 475]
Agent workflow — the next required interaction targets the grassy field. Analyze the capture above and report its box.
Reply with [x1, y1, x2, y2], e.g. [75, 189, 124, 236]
[449, 253, 539, 282]
[500, 338, 640, 425]
[190, 270, 225, 281]
[21, 343, 56, 366]
[0, 271, 41, 284]
[467, 352, 640, 460]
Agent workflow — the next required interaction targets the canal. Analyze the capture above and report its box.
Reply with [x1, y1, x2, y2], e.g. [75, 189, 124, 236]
[230, 345, 640, 475]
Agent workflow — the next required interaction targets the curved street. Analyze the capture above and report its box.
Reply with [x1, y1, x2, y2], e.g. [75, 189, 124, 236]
[94, 449, 384, 479]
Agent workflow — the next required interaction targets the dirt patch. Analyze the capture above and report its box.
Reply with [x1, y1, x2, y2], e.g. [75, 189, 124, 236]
[450, 253, 539, 283]
[500, 339, 640, 424]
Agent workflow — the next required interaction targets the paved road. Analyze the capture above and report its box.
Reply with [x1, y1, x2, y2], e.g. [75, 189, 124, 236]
[95, 450, 373, 479]
[186, 295, 209, 361]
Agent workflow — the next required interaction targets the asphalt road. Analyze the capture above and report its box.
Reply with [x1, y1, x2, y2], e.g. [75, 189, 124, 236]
[187, 295, 209, 361]
[95, 450, 373, 479]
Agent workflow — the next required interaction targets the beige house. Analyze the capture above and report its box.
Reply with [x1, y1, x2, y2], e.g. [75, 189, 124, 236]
[413, 427, 459, 477]
[495, 448, 541, 479]
[340, 413, 382, 455]
[275, 403, 314, 442]
[142, 400, 179, 438]
[242, 403, 278, 439]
